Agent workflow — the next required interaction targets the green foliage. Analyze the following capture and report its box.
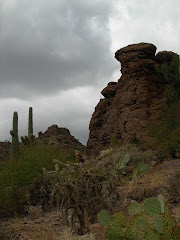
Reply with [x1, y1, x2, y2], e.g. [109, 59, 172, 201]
[147, 54, 180, 158]
[10, 112, 19, 161]
[0, 144, 75, 217]
[98, 195, 180, 240]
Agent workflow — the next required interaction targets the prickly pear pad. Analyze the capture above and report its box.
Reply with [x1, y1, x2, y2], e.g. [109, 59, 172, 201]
[111, 212, 127, 228]
[153, 215, 164, 234]
[97, 210, 111, 226]
[105, 222, 125, 240]
[128, 200, 142, 216]
[143, 198, 161, 217]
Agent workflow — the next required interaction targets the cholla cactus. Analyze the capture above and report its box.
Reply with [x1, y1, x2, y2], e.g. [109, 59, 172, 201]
[10, 111, 19, 160]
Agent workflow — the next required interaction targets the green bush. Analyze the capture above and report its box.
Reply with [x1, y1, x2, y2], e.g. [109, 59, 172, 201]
[146, 54, 180, 158]
[0, 144, 76, 217]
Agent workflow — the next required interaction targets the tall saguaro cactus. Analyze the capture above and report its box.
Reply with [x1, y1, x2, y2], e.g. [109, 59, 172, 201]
[10, 112, 19, 160]
[21, 107, 35, 145]
[28, 107, 33, 139]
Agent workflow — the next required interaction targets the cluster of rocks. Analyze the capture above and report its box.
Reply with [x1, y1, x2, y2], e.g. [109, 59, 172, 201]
[87, 42, 178, 155]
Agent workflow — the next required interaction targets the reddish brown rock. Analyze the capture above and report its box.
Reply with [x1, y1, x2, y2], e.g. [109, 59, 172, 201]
[101, 82, 117, 98]
[87, 42, 178, 155]
[37, 124, 85, 152]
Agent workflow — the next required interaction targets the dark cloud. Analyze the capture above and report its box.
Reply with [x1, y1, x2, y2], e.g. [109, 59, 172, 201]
[0, 0, 116, 99]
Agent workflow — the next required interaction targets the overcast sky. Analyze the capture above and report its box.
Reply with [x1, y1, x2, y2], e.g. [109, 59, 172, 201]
[0, 0, 180, 145]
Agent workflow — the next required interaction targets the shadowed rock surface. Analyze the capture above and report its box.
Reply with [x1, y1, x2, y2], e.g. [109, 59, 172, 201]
[87, 42, 178, 155]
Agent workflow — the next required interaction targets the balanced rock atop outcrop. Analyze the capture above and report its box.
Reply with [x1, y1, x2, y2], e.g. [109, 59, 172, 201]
[37, 125, 85, 152]
[87, 42, 178, 155]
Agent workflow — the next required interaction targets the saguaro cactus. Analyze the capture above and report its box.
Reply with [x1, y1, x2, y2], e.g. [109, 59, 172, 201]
[10, 112, 19, 160]
[28, 107, 33, 139]
[21, 107, 35, 145]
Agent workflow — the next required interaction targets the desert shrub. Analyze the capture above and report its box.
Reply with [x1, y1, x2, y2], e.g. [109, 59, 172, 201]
[147, 54, 180, 158]
[0, 144, 76, 217]
[95, 144, 156, 168]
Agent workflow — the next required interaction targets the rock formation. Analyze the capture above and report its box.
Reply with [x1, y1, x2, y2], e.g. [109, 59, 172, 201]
[37, 124, 85, 152]
[87, 42, 178, 155]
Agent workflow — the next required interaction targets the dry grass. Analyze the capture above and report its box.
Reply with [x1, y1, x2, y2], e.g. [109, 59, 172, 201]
[21, 225, 54, 240]
[126, 170, 166, 201]
[88, 223, 107, 240]
[4, 212, 98, 240]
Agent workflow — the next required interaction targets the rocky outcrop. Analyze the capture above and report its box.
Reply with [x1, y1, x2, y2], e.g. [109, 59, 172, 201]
[37, 125, 85, 152]
[87, 42, 178, 155]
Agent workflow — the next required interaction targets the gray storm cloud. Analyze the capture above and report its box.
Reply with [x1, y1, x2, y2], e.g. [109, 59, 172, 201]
[1, 0, 180, 145]
[0, 0, 116, 99]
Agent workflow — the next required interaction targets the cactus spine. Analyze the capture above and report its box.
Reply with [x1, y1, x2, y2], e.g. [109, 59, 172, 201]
[28, 107, 33, 140]
[10, 112, 19, 160]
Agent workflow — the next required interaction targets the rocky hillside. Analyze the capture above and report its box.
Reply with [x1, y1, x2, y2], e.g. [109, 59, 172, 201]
[36, 124, 85, 152]
[87, 42, 178, 155]
[0, 125, 85, 162]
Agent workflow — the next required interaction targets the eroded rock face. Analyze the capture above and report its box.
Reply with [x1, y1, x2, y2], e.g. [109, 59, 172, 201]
[87, 42, 178, 155]
[37, 124, 85, 151]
